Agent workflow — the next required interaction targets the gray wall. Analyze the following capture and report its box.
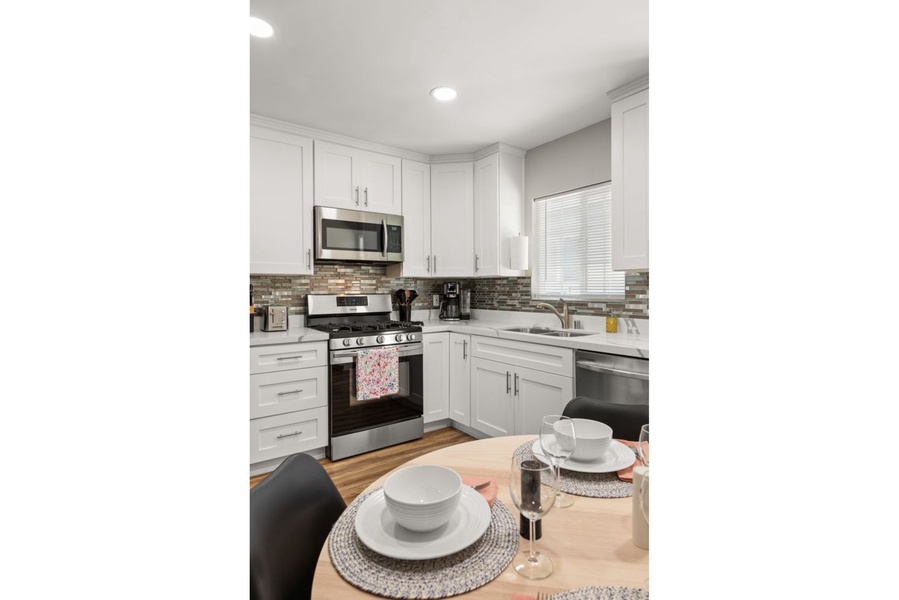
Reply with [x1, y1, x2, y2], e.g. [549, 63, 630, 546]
[523, 119, 611, 234]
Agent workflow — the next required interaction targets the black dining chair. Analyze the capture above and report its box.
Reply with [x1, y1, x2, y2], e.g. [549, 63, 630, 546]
[250, 452, 347, 600]
[562, 396, 649, 441]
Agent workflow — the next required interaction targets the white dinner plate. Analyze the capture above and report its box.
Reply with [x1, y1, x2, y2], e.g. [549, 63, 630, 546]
[531, 439, 636, 474]
[354, 487, 491, 560]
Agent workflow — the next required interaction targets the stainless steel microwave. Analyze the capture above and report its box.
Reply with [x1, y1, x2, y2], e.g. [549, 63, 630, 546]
[314, 206, 404, 264]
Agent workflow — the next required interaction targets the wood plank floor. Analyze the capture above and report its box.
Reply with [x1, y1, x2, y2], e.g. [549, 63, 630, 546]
[249, 427, 477, 505]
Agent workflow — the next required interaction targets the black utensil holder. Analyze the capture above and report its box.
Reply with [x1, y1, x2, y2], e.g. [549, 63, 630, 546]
[398, 305, 411, 322]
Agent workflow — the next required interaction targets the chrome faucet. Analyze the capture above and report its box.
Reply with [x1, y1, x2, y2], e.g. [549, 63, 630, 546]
[535, 298, 573, 329]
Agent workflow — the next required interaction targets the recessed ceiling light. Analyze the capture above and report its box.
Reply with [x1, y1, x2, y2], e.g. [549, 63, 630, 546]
[250, 16, 274, 38]
[430, 86, 458, 101]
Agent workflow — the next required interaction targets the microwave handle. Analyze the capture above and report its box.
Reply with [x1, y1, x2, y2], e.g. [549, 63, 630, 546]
[381, 220, 387, 258]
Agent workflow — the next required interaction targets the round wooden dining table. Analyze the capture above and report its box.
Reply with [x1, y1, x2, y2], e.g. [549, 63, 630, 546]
[312, 435, 649, 599]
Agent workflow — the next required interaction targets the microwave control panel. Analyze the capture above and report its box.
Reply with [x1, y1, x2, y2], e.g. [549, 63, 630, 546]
[387, 225, 402, 253]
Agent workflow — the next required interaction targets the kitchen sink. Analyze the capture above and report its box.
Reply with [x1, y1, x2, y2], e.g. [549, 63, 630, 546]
[500, 327, 592, 337]
[501, 326, 555, 334]
[537, 331, 593, 338]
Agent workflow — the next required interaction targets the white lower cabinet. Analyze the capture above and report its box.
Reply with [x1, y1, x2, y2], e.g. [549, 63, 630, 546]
[448, 333, 471, 426]
[249, 341, 329, 466]
[471, 357, 515, 437]
[422, 333, 450, 423]
[470, 336, 573, 437]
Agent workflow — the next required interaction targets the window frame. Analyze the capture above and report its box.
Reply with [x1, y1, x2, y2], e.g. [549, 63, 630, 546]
[530, 180, 625, 302]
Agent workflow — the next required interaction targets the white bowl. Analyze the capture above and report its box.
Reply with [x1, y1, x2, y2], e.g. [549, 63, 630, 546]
[383, 465, 462, 532]
[570, 418, 613, 462]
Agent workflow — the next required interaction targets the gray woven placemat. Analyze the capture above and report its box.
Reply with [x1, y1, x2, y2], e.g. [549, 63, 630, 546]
[328, 488, 519, 599]
[550, 585, 649, 600]
[514, 440, 634, 499]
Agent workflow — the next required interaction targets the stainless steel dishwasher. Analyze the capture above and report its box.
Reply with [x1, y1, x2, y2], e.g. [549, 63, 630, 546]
[574, 350, 649, 405]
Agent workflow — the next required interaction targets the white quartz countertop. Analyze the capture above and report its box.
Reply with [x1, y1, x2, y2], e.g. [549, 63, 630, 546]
[250, 312, 648, 359]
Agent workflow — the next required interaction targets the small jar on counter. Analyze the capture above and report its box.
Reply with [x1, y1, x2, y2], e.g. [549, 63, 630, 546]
[605, 312, 619, 333]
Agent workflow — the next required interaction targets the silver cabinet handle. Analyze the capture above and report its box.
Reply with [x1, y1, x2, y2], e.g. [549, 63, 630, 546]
[426, 255, 430, 272]
[434, 256, 437, 273]
[475, 254, 479, 272]
[364, 186, 369, 207]
[462, 340, 468, 359]
[276, 356, 302, 361]
[506, 371, 511, 394]
[306, 249, 311, 269]
[514, 373, 519, 396]
[276, 430, 303, 439]
[355, 186, 360, 206]
[276, 389, 303, 396]
[575, 360, 649, 381]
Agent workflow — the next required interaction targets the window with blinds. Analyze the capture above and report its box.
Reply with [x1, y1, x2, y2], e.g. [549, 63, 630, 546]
[532, 182, 625, 299]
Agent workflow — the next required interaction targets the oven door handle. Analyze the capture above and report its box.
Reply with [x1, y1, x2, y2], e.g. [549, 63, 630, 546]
[331, 342, 423, 364]
[575, 359, 649, 381]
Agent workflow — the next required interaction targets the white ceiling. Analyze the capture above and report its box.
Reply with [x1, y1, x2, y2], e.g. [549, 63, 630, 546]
[250, 0, 648, 157]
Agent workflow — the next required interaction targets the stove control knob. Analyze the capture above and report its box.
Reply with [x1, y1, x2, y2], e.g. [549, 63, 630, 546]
[376, 335, 384, 344]
[342, 338, 351, 347]
[356, 338, 365, 346]
[406, 333, 416, 342]
[395, 334, 404, 342]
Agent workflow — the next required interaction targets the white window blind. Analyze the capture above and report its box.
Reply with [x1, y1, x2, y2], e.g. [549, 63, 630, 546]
[532, 182, 625, 299]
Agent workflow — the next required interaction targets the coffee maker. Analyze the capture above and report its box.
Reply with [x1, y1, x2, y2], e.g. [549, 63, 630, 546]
[439, 281, 461, 321]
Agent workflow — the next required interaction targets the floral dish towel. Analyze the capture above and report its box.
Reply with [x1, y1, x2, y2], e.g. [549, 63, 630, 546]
[355, 346, 399, 401]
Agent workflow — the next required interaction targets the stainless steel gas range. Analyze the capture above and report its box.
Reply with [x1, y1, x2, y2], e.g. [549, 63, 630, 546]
[305, 293, 424, 461]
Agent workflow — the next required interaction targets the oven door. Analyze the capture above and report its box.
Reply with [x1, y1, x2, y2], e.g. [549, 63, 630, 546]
[314, 206, 404, 263]
[329, 342, 423, 438]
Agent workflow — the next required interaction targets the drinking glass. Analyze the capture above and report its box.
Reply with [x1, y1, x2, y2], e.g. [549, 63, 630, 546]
[509, 453, 558, 579]
[636, 424, 649, 467]
[539, 415, 577, 508]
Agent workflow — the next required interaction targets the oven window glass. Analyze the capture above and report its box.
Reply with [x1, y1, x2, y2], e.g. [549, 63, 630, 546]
[322, 219, 382, 252]
[330, 351, 423, 437]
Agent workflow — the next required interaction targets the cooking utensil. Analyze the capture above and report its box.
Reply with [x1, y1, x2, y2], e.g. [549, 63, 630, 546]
[409, 290, 418, 304]
[395, 289, 406, 305]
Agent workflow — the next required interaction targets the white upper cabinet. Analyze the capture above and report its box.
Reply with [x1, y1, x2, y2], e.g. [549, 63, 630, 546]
[396, 159, 432, 277]
[250, 125, 315, 275]
[313, 140, 402, 215]
[609, 78, 649, 271]
[473, 146, 526, 277]
[430, 161, 474, 278]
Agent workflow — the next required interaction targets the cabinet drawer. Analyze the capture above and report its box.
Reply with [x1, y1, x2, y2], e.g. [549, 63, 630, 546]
[250, 366, 328, 419]
[250, 407, 328, 464]
[470, 336, 573, 377]
[250, 342, 327, 374]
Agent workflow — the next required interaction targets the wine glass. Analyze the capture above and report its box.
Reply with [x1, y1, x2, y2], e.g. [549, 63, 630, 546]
[509, 453, 558, 579]
[539, 415, 577, 508]
[636, 423, 649, 467]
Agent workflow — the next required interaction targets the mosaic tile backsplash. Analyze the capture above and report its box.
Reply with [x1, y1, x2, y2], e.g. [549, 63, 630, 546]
[250, 265, 649, 319]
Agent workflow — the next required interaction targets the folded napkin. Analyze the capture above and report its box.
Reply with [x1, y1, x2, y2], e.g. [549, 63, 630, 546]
[460, 475, 498, 507]
[615, 439, 641, 482]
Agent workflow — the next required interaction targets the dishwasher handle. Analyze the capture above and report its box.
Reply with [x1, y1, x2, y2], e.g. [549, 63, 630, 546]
[576, 359, 649, 381]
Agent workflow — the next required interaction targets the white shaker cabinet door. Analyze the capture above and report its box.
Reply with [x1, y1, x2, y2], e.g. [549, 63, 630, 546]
[250, 126, 314, 275]
[422, 333, 450, 423]
[513, 369, 573, 436]
[610, 88, 649, 271]
[398, 159, 432, 277]
[470, 357, 514, 438]
[448, 333, 471, 426]
[430, 162, 474, 277]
